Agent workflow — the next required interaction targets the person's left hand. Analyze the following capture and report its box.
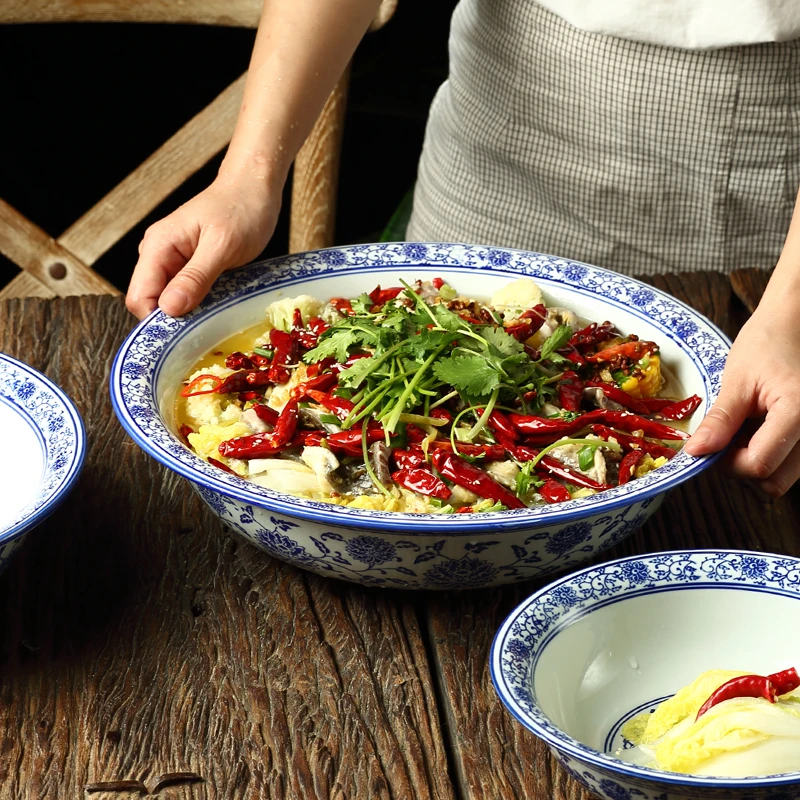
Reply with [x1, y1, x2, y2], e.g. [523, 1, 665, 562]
[684, 300, 800, 497]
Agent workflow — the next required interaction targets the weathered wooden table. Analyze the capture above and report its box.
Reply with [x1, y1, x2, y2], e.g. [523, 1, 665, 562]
[1, 269, 798, 799]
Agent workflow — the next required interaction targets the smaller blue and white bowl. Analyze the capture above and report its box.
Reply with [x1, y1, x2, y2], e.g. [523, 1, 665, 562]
[0, 353, 86, 574]
[491, 550, 800, 800]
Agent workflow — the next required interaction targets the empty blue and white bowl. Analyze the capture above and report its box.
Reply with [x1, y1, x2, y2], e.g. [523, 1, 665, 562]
[110, 243, 730, 589]
[491, 549, 800, 799]
[0, 353, 86, 573]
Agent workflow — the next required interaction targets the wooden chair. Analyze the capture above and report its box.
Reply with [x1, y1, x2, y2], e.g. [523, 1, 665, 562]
[0, 0, 397, 300]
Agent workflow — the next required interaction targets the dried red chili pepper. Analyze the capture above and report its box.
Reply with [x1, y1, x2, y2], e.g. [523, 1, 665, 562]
[510, 446, 610, 491]
[331, 353, 371, 373]
[509, 410, 604, 441]
[291, 309, 329, 350]
[504, 304, 547, 341]
[431, 450, 525, 509]
[178, 424, 194, 444]
[586, 340, 657, 363]
[638, 397, 677, 412]
[307, 357, 336, 378]
[618, 450, 645, 485]
[598, 411, 689, 440]
[181, 374, 222, 397]
[558, 371, 585, 412]
[653, 394, 702, 420]
[569, 321, 616, 353]
[330, 298, 354, 315]
[432, 277, 445, 289]
[368, 285, 404, 307]
[252, 404, 279, 426]
[589, 425, 676, 460]
[558, 345, 587, 366]
[767, 668, 800, 696]
[238, 390, 263, 402]
[456, 506, 474, 514]
[429, 440, 506, 460]
[429, 408, 453, 424]
[538, 478, 571, 504]
[207, 457, 237, 475]
[392, 467, 451, 499]
[406, 423, 428, 444]
[216, 369, 269, 395]
[584, 380, 650, 414]
[486, 409, 519, 443]
[225, 351, 255, 371]
[290, 371, 338, 401]
[218, 400, 299, 459]
[267, 329, 296, 384]
[303, 431, 326, 447]
[392, 447, 427, 470]
[326, 426, 385, 457]
[696, 675, 777, 720]
[307, 389, 355, 421]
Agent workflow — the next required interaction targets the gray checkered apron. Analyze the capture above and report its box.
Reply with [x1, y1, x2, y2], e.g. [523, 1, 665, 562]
[407, 0, 800, 275]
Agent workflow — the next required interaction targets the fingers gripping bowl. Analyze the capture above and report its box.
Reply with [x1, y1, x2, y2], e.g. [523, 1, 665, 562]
[110, 244, 730, 589]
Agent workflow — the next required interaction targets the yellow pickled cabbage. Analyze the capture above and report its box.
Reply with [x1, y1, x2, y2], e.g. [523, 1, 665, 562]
[619, 669, 800, 776]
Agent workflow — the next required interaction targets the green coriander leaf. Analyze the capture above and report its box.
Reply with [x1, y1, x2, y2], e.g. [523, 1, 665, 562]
[433, 354, 500, 397]
[350, 293, 374, 315]
[430, 302, 463, 332]
[539, 324, 574, 361]
[481, 326, 525, 357]
[303, 329, 361, 363]
[338, 355, 378, 388]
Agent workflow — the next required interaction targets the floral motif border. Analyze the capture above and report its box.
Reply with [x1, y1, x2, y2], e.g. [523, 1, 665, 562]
[493, 550, 800, 788]
[113, 243, 730, 531]
[0, 355, 85, 542]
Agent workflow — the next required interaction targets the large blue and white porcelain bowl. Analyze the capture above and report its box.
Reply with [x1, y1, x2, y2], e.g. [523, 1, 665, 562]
[491, 550, 800, 799]
[0, 353, 86, 574]
[110, 243, 730, 589]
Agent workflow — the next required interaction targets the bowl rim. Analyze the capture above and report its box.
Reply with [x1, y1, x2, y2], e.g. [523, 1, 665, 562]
[110, 242, 730, 534]
[0, 352, 86, 545]
[490, 548, 800, 788]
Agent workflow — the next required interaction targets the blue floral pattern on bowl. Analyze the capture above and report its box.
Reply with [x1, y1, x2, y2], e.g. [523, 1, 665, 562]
[0, 354, 86, 573]
[110, 243, 731, 588]
[491, 551, 800, 798]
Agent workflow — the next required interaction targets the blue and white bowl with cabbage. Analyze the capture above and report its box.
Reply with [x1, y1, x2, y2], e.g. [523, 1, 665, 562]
[491, 549, 800, 799]
[0, 353, 86, 573]
[110, 243, 730, 589]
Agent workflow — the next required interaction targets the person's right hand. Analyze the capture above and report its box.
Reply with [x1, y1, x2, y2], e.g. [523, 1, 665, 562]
[126, 178, 280, 319]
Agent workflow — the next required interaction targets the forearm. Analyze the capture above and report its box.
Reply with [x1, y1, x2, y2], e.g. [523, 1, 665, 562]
[219, 0, 383, 192]
[760, 186, 800, 309]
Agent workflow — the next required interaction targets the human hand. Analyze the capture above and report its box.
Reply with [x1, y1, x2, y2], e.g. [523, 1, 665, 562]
[126, 178, 280, 319]
[685, 303, 800, 497]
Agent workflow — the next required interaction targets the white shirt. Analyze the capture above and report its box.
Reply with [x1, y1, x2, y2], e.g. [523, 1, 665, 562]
[536, 0, 800, 49]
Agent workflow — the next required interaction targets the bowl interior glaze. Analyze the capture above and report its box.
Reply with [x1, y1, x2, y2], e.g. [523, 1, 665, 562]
[535, 587, 800, 751]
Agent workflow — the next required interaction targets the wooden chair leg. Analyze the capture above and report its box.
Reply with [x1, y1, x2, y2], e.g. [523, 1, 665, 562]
[289, 64, 351, 254]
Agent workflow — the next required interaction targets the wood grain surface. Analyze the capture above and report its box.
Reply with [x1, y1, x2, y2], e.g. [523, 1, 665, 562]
[0, 270, 795, 800]
[424, 268, 800, 800]
[0, 297, 453, 800]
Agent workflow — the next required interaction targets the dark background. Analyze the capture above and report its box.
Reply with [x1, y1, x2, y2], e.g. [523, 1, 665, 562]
[0, 1, 458, 293]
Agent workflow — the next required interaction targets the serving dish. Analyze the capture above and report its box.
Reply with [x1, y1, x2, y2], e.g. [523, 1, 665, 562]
[491, 549, 800, 799]
[0, 353, 86, 573]
[110, 243, 730, 589]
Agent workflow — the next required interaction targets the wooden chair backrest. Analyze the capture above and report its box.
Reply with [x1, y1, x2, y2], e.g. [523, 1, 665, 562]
[0, 0, 397, 300]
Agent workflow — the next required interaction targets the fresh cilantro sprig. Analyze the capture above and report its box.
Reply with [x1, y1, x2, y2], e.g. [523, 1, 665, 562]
[303, 280, 557, 437]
